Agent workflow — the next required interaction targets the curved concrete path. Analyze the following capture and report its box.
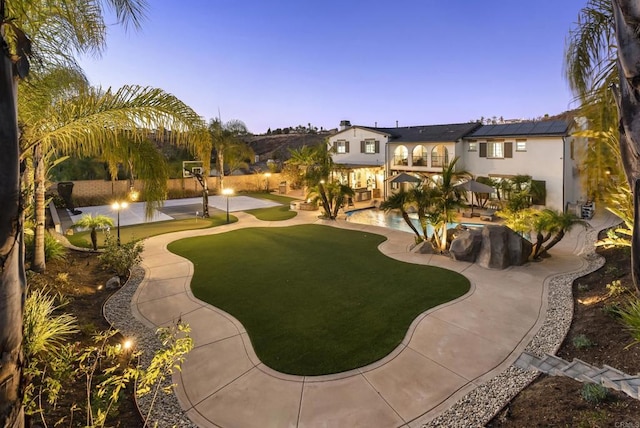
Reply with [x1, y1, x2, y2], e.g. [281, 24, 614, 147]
[131, 209, 618, 427]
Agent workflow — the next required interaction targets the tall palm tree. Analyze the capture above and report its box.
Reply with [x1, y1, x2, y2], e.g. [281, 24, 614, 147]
[429, 157, 470, 252]
[1, 1, 148, 424]
[22, 79, 209, 273]
[380, 190, 422, 240]
[208, 118, 250, 193]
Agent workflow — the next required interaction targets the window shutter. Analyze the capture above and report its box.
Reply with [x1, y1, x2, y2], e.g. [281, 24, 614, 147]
[328, 141, 334, 152]
[505, 142, 513, 158]
[360, 141, 365, 153]
[345, 141, 350, 153]
[479, 142, 487, 158]
[375, 140, 380, 153]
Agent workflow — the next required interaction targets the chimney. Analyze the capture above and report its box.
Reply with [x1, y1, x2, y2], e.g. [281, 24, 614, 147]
[374, 121, 377, 128]
[339, 120, 351, 131]
[396, 120, 399, 128]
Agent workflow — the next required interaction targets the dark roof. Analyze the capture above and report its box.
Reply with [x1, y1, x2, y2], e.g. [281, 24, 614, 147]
[467, 120, 569, 138]
[361, 122, 482, 143]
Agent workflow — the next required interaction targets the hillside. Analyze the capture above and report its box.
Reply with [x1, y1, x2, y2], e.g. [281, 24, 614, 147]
[244, 133, 330, 163]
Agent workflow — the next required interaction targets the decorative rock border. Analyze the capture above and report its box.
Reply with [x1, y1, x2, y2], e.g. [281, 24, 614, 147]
[103, 266, 197, 428]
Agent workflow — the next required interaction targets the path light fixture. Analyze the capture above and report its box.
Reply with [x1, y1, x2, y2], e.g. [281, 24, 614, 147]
[265, 172, 271, 192]
[111, 201, 128, 246]
[222, 188, 234, 223]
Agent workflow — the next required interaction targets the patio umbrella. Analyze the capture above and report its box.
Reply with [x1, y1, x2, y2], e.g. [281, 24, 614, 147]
[388, 172, 423, 184]
[455, 179, 494, 215]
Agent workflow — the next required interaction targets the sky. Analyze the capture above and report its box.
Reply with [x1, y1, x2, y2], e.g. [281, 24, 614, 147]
[79, 0, 589, 135]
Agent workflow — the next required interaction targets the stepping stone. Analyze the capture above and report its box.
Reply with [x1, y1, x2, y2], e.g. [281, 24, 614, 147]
[538, 354, 569, 375]
[561, 359, 601, 381]
[514, 351, 543, 370]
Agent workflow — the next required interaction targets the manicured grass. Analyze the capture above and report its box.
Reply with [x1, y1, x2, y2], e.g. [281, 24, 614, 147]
[68, 214, 236, 248]
[168, 224, 470, 376]
[245, 205, 297, 221]
[241, 191, 301, 204]
[241, 192, 299, 221]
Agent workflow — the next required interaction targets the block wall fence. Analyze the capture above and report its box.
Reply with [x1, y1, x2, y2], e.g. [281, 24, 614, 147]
[56, 173, 286, 200]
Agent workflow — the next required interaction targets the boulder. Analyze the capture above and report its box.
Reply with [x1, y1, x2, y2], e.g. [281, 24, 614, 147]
[449, 229, 483, 262]
[106, 276, 121, 290]
[476, 225, 532, 270]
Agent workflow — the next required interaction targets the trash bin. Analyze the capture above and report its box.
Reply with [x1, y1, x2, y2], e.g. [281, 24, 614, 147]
[57, 182, 82, 215]
[279, 181, 287, 194]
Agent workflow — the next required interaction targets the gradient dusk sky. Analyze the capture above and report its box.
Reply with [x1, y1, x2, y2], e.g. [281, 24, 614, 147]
[79, 0, 588, 134]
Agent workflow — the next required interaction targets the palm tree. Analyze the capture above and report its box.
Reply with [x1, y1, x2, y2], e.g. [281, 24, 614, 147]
[208, 118, 250, 193]
[409, 184, 436, 241]
[73, 213, 113, 250]
[429, 157, 470, 252]
[1, 1, 150, 424]
[22, 79, 209, 273]
[380, 190, 422, 240]
[536, 209, 587, 258]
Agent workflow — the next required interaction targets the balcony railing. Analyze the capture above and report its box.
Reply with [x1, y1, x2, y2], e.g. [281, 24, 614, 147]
[412, 156, 428, 166]
[431, 154, 449, 167]
[394, 156, 408, 166]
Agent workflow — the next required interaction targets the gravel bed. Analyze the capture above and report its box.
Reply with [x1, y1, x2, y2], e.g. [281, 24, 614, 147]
[105, 226, 603, 428]
[422, 226, 604, 428]
[103, 266, 197, 428]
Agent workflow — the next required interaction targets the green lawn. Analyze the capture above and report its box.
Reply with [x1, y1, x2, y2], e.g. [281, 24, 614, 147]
[242, 192, 299, 221]
[68, 214, 236, 248]
[167, 224, 470, 376]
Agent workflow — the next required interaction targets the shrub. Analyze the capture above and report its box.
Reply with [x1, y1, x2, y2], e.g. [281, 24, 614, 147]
[617, 297, 640, 348]
[581, 383, 609, 403]
[99, 233, 144, 278]
[25, 231, 67, 263]
[606, 280, 629, 298]
[602, 303, 622, 318]
[572, 334, 594, 349]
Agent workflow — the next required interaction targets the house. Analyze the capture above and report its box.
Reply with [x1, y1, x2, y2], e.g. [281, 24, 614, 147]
[328, 119, 586, 212]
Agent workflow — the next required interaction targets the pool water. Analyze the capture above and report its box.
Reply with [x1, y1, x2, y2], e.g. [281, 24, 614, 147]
[346, 208, 477, 235]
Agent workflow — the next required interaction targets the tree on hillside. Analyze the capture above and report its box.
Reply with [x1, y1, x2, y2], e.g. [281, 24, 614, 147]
[208, 118, 250, 193]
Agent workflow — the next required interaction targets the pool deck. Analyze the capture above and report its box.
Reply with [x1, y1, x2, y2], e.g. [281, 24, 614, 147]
[129, 199, 619, 427]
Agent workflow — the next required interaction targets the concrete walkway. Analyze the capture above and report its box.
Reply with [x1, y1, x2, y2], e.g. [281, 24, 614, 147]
[130, 209, 618, 427]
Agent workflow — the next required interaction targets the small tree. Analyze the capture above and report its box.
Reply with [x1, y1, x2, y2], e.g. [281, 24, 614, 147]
[99, 234, 143, 278]
[74, 214, 114, 250]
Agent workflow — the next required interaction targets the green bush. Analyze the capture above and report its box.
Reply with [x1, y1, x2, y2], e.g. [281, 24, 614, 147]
[602, 303, 622, 318]
[581, 383, 609, 403]
[617, 297, 640, 348]
[606, 280, 629, 298]
[25, 231, 67, 263]
[572, 334, 594, 349]
[99, 233, 144, 277]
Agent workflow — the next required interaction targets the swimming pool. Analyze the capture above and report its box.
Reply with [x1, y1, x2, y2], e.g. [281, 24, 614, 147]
[346, 208, 477, 235]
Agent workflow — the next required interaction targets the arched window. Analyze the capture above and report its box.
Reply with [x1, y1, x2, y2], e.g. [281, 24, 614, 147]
[431, 145, 449, 167]
[394, 146, 408, 166]
[412, 145, 428, 166]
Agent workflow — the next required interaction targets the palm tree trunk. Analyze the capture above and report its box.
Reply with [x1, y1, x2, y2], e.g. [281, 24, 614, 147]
[401, 211, 422, 240]
[0, 8, 26, 424]
[217, 152, 224, 193]
[613, 0, 640, 294]
[540, 230, 566, 257]
[32, 143, 46, 272]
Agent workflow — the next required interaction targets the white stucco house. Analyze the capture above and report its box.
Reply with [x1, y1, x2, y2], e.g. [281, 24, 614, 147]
[328, 119, 586, 212]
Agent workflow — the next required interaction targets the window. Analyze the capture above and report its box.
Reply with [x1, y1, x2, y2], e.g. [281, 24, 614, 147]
[487, 142, 504, 158]
[393, 146, 408, 165]
[336, 140, 349, 154]
[412, 145, 428, 166]
[468, 142, 478, 152]
[431, 145, 449, 167]
[516, 139, 526, 151]
[361, 139, 379, 154]
[481, 141, 513, 159]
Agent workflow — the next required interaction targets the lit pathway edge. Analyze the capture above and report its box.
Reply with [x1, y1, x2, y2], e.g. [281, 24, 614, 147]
[130, 209, 619, 428]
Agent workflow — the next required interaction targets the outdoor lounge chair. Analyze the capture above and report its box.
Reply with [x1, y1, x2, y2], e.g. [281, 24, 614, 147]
[479, 209, 496, 222]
